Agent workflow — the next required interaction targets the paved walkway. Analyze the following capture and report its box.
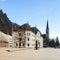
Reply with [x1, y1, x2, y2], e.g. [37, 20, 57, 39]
[0, 48, 60, 60]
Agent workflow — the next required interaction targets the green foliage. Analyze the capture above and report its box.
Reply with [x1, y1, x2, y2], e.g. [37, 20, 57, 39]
[49, 39, 56, 47]
[0, 10, 12, 35]
[46, 39, 49, 46]
[56, 37, 59, 47]
[0, 10, 20, 36]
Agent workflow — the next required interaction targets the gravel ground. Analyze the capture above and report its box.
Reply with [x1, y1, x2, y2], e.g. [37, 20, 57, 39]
[0, 48, 60, 60]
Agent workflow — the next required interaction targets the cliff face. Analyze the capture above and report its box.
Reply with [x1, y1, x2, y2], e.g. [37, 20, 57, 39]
[0, 10, 19, 35]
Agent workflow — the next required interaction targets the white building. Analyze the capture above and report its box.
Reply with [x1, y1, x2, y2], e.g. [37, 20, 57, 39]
[13, 23, 43, 48]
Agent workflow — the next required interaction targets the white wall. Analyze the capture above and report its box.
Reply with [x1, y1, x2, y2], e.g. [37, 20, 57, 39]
[13, 30, 43, 48]
[25, 31, 35, 48]
[36, 31, 43, 48]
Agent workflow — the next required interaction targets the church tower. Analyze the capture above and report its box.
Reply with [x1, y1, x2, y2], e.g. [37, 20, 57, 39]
[46, 20, 49, 46]
[46, 20, 49, 40]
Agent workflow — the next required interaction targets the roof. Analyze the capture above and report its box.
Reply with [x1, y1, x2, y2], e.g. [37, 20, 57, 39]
[15, 23, 41, 34]
[20, 23, 31, 30]
[42, 34, 46, 38]
[31, 27, 39, 34]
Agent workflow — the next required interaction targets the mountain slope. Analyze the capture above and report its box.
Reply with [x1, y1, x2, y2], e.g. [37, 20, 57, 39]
[0, 10, 19, 35]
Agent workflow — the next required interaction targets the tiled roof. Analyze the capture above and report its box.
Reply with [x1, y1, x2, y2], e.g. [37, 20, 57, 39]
[20, 23, 31, 30]
[18, 23, 40, 34]
[13, 23, 42, 34]
[31, 27, 39, 34]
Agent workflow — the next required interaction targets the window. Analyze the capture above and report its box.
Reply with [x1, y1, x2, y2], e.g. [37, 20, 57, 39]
[28, 43, 29, 46]
[28, 38, 29, 41]
[19, 43, 21, 47]
[19, 38, 21, 41]
[19, 33, 21, 36]
[27, 33, 28, 36]
[29, 33, 30, 35]
[27, 33, 30, 36]
[23, 43, 24, 46]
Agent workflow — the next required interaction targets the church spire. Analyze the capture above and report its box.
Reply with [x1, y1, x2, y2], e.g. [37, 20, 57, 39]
[46, 20, 49, 30]
[46, 20, 49, 39]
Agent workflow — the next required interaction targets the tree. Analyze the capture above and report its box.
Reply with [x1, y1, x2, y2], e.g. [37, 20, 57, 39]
[49, 39, 56, 47]
[56, 37, 59, 47]
[46, 39, 49, 46]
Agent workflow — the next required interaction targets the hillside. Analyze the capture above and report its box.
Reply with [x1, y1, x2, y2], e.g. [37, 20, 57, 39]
[0, 10, 19, 35]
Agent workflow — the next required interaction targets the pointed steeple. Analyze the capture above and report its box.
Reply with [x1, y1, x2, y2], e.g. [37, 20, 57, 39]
[46, 20, 49, 30]
[46, 20, 49, 39]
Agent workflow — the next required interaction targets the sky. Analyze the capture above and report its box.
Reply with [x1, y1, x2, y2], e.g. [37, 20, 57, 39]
[0, 0, 60, 40]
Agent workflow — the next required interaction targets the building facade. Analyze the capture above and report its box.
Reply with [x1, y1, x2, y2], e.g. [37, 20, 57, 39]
[13, 23, 43, 48]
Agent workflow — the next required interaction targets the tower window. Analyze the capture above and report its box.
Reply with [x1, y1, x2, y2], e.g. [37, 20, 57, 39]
[28, 43, 29, 46]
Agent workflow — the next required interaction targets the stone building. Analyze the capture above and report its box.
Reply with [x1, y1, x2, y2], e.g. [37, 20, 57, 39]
[0, 31, 13, 47]
[13, 23, 43, 48]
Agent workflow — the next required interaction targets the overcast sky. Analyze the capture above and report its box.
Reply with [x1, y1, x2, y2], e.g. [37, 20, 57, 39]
[0, 0, 60, 40]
